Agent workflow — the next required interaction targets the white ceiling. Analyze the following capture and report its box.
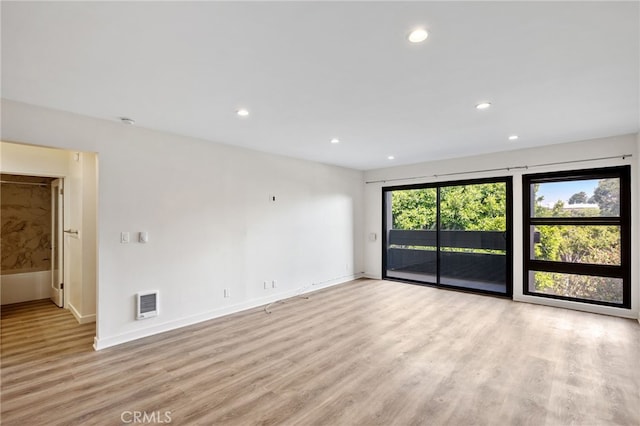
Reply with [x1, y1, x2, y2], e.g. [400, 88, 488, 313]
[2, 1, 638, 170]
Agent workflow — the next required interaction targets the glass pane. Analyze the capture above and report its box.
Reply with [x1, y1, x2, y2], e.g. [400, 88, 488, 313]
[531, 178, 620, 217]
[386, 188, 437, 282]
[391, 188, 437, 231]
[528, 271, 623, 304]
[530, 225, 621, 265]
[439, 182, 507, 293]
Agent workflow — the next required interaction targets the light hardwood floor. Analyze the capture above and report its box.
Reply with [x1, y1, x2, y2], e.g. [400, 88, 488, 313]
[1, 279, 639, 425]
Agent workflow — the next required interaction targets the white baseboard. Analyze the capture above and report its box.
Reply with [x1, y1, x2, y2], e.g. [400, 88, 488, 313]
[93, 273, 363, 351]
[69, 302, 96, 324]
[513, 294, 637, 319]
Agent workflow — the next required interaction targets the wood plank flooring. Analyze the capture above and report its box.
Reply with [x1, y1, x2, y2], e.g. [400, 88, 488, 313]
[1, 279, 639, 425]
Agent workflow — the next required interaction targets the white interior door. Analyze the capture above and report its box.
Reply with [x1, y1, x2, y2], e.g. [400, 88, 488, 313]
[50, 179, 64, 307]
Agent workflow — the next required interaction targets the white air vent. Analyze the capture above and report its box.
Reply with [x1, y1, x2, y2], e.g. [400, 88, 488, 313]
[136, 291, 158, 320]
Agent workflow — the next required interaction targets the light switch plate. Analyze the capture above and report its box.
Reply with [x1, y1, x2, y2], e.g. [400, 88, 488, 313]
[121, 232, 130, 244]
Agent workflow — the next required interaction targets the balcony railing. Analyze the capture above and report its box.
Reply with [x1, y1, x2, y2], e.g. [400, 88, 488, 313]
[387, 230, 507, 286]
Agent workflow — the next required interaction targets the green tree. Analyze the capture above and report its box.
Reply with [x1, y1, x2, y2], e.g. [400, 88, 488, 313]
[391, 183, 506, 232]
[568, 191, 588, 204]
[532, 183, 546, 216]
[591, 178, 619, 215]
[439, 183, 506, 231]
[391, 188, 437, 230]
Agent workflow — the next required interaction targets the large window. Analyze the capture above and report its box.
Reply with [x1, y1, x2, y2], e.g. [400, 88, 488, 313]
[383, 177, 512, 296]
[523, 166, 630, 308]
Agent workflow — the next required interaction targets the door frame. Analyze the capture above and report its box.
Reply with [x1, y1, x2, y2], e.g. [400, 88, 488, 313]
[382, 176, 514, 297]
[50, 178, 65, 307]
[1, 142, 99, 342]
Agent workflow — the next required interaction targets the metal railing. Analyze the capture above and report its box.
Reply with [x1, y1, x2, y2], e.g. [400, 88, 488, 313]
[387, 230, 507, 285]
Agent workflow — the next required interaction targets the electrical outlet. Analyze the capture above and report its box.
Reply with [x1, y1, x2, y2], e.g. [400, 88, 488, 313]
[264, 281, 269, 290]
[272, 280, 277, 288]
[121, 232, 130, 244]
[224, 289, 229, 298]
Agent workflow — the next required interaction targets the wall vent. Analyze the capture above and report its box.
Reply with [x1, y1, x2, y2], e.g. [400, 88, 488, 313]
[136, 291, 158, 320]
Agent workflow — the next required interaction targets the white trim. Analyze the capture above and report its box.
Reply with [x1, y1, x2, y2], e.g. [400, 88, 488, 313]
[69, 302, 96, 324]
[93, 274, 362, 350]
[513, 294, 637, 319]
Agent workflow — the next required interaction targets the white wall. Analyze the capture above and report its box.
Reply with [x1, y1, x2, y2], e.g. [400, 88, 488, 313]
[1, 99, 364, 349]
[364, 134, 639, 319]
[66, 150, 98, 323]
[82, 153, 98, 318]
[0, 141, 97, 322]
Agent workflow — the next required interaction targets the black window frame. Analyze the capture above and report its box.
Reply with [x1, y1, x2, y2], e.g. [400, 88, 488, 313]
[382, 176, 513, 297]
[522, 165, 631, 308]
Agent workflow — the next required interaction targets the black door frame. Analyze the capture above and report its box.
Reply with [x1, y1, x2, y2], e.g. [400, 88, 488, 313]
[382, 176, 513, 297]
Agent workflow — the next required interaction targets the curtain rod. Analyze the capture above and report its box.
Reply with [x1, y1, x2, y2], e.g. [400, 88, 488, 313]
[365, 154, 633, 185]
[0, 180, 49, 187]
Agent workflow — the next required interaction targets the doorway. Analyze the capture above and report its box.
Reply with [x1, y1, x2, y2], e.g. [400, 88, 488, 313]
[0, 174, 63, 306]
[0, 142, 98, 328]
[382, 177, 513, 296]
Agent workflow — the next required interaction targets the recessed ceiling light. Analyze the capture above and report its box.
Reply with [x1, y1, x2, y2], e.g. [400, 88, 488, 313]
[508, 135, 519, 141]
[330, 138, 340, 144]
[236, 108, 249, 117]
[119, 117, 135, 125]
[476, 102, 491, 110]
[408, 29, 429, 43]
[388, 155, 395, 160]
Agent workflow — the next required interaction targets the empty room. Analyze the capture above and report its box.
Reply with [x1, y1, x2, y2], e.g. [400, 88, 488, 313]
[1, 1, 639, 425]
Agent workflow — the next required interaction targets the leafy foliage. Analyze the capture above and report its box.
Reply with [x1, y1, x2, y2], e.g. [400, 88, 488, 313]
[568, 191, 587, 204]
[590, 178, 620, 216]
[391, 183, 506, 231]
[391, 188, 437, 230]
[532, 272, 622, 303]
[440, 184, 506, 231]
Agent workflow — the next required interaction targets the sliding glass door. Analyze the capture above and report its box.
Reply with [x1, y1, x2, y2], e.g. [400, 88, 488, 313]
[383, 177, 512, 296]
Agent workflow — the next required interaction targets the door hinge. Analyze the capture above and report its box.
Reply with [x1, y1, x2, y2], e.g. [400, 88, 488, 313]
[60, 283, 64, 289]
[59, 188, 64, 195]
